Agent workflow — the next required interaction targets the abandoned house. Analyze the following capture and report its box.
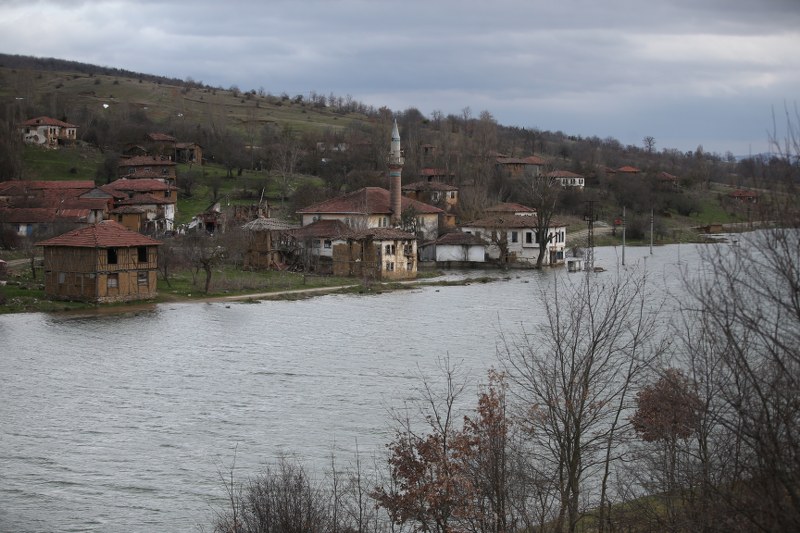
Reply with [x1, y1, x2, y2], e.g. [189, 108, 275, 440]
[37, 220, 161, 303]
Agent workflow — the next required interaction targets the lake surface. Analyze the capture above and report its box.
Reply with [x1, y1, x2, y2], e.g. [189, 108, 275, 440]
[0, 243, 703, 532]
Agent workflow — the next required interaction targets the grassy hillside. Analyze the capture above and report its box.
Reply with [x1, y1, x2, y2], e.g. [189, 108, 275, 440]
[1, 63, 370, 138]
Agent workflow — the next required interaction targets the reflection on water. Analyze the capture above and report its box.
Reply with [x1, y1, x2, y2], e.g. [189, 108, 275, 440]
[0, 243, 704, 532]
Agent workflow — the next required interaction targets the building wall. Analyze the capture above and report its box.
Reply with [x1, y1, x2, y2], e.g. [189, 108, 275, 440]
[435, 244, 485, 262]
[460, 225, 567, 266]
[332, 238, 417, 280]
[43, 244, 159, 302]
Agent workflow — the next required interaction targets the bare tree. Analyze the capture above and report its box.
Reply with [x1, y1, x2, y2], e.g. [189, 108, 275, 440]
[503, 268, 662, 533]
[523, 172, 560, 269]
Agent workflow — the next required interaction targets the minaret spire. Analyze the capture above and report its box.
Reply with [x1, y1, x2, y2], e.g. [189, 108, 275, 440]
[388, 119, 404, 225]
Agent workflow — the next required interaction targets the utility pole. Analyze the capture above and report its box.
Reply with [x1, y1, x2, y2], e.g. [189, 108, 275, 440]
[622, 206, 626, 267]
[650, 208, 654, 255]
[584, 200, 595, 272]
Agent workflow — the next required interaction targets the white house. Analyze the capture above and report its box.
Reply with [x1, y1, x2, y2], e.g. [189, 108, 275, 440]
[460, 214, 567, 266]
[420, 231, 486, 263]
[19, 116, 78, 148]
[546, 170, 585, 189]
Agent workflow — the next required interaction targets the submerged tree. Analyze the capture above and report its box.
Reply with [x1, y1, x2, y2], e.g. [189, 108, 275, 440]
[503, 268, 663, 533]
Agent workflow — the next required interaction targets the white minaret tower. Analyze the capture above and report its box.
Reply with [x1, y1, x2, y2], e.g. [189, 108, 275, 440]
[388, 120, 404, 225]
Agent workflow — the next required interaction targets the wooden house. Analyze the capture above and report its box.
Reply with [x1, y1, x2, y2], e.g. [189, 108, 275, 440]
[242, 217, 299, 270]
[118, 155, 177, 182]
[37, 220, 161, 303]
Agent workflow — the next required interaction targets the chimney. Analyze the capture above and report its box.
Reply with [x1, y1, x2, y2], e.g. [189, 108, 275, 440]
[388, 120, 404, 225]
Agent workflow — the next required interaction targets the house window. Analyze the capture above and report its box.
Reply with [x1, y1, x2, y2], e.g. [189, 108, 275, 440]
[107, 248, 118, 265]
[323, 239, 332, 249]
[511, 231, 518, 243]
[107, 273, 119, 288]
[385, 244, 395, 255]
[58, 272, 66, 284]
[164, 190, 170, 198]
[406, 261, 413, 271]
[137, 246, 148, 263]
[137, 271, 148, 286]
[525, 232, 533, 244]
[385, 261, 394, 271]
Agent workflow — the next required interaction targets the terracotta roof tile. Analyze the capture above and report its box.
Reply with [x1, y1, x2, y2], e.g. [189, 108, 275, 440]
[0, 207, 56, 223]
[546, 170, 584, 178]
[486, 202, 536, 214]
[21, 116, 77, 128]
[297, 187, 442, 215]
[37, 220, 161, 247]
[617, 166, 641, 173]
[118, 193, 174, 205]
[288, 219, 350, 239]
[432, 232, 485, 246]
[102, 179, 174, 193]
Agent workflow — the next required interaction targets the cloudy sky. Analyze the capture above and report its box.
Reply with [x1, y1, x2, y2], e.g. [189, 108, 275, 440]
[2, 0, 798, 155]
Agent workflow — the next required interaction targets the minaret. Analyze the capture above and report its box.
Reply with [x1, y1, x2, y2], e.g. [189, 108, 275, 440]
[388, 120, 404, 225]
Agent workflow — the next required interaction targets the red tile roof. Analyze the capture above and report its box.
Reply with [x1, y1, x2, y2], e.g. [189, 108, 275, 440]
[37, 220, 161, 248]
[617, 166, 641, 173]
[523, 155, 547, 165]
[118, 193, 174, 205]
[60, 197, 112, 210]
[102, 178, 174, 193]
[432, 232, 485, 246]
[0, 207, 56, 223]
[340, 227, 416, 241]
[21, 116, 77, 128]
[658, 171, 679, 181]
[485, 202, 536, 214]
[21, 180, 95, 190]
[546, 170, 584, 178]
[288, 219, 350, 239]
[296, 187, 443, 215]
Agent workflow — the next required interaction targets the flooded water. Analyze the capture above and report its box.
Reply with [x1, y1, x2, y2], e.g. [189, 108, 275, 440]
[0, 243, 703, 532]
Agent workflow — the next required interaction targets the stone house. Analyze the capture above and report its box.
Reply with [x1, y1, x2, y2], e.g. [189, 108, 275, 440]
[332, 227, 417, 281]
